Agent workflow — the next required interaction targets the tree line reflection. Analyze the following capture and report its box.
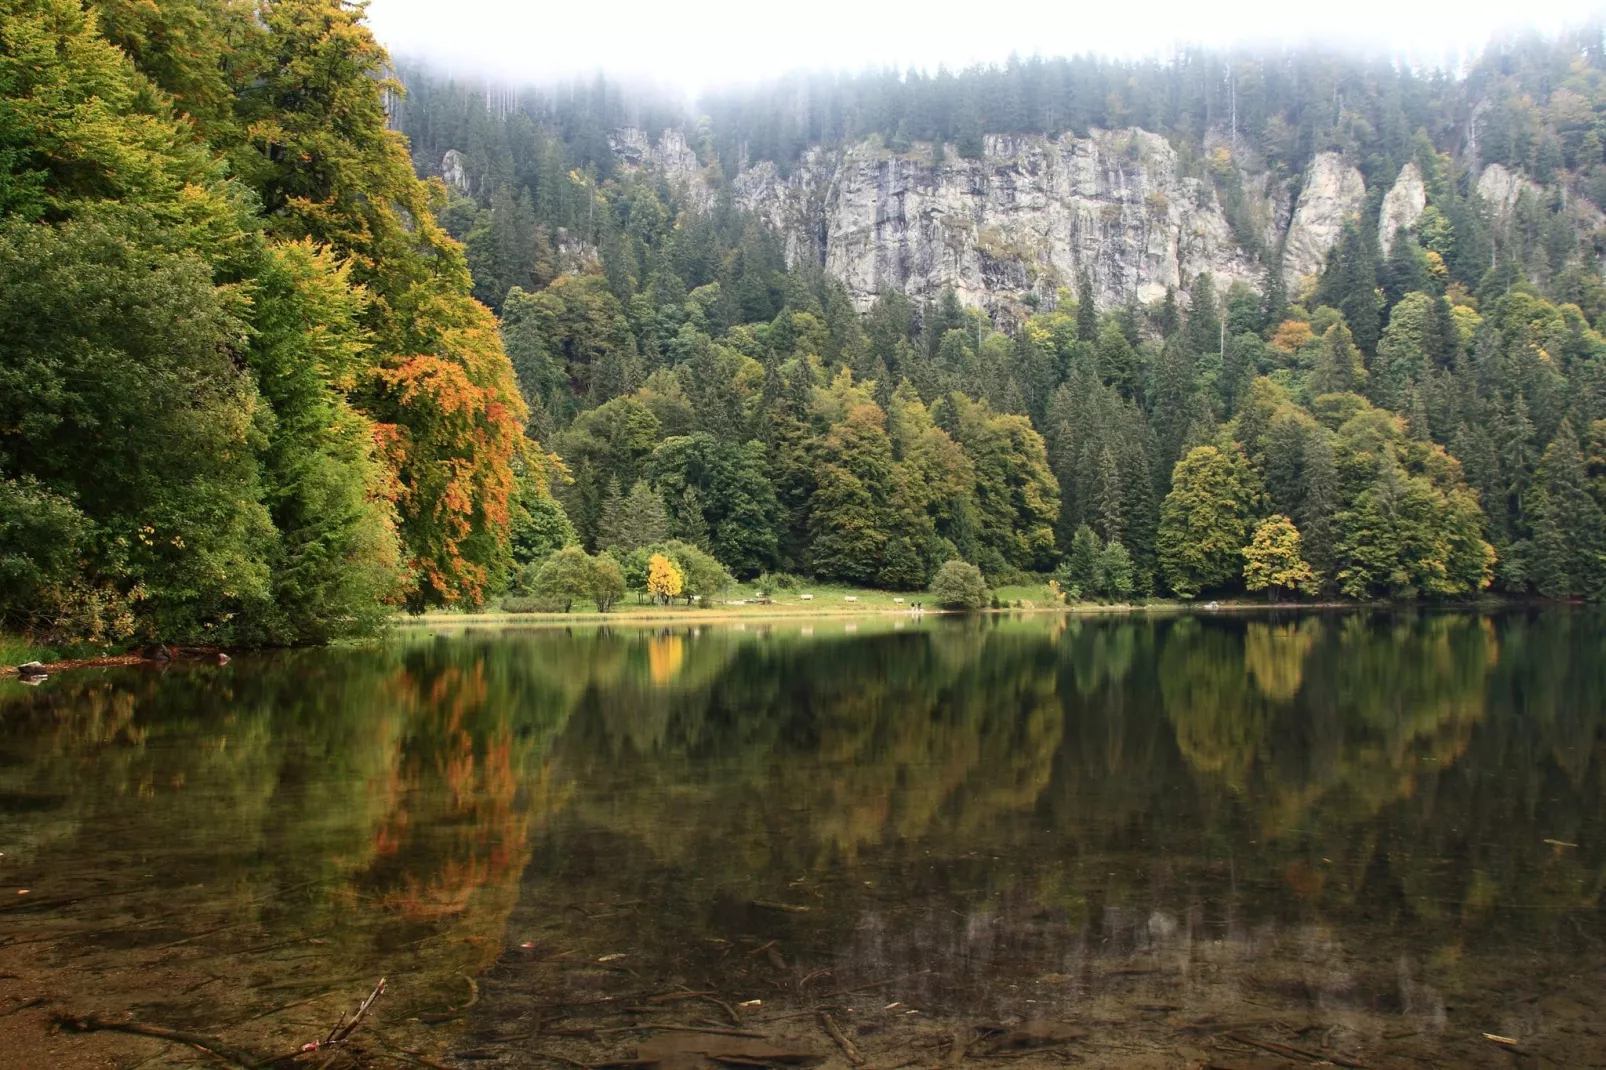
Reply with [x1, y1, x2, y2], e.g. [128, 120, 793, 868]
[2, 610, 1602, 1016]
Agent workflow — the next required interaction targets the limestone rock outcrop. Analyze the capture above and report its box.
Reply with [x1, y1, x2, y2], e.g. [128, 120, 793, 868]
[620, 128, 1280, 313]
[1477, 162, 1543, 219]
[1379, 163, 1427, 255]
[1281, 152, 1367, 288]
[442, 149, 471, 195]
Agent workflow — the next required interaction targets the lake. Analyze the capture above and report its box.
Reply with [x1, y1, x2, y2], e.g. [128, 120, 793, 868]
[1, 610, 1603, 1069]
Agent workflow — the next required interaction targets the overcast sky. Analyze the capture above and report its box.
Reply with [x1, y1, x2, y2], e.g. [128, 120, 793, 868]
[367, 0, 1605, 93]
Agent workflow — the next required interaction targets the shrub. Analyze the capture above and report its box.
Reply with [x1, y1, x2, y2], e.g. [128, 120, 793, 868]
[500, 596, 545, 614]
[532, 546, 593, 612]
[755, 571, 800, 595]
[930, 560, 988, 610]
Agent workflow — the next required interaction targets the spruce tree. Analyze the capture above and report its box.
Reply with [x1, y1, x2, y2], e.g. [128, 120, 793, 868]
[1535, 421, 1606, 598]
[1185, 274, 1221, 359]
[674, 485, 712, 551]
[1059, 525, 1101, 596]
[1076, 272, 1098, 343]
[1311, 324, 1362, 397]
[1299, 428, 1339, 590]
[1152, 339, 1200, 482]
[1094, 445, 1125, 544]
[620, 479, 670, 552]
[595, 476, 625, 551]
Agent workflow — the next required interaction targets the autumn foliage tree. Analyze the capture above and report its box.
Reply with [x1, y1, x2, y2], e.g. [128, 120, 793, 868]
[1242, 516, 1316, 600]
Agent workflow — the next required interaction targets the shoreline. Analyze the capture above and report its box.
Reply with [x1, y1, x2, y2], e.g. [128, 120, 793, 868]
[395, 596, 1512, 629]
[0, 597, 1560, 678]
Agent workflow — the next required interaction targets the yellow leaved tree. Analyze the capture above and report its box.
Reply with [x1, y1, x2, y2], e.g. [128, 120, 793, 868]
[646, 553, 684, 605]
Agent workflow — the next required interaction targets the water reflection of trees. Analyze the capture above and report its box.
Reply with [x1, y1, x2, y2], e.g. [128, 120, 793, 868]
[529, 612, 1606, 956]
[3, 611, 1604, 1035]
[0, 639, 576, 1021]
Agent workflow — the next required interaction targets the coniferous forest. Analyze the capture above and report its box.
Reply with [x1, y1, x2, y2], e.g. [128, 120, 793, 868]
[5, 1, 1606, 646]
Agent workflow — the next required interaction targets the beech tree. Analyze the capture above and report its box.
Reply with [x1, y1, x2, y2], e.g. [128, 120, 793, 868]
[1158, 444, 1263, 599]
[1242, 516, 1315, 600]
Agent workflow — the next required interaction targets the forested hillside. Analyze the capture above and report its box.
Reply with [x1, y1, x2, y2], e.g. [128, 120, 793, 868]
[392, 32, 1606, 604]
[1, 0, 528, 643]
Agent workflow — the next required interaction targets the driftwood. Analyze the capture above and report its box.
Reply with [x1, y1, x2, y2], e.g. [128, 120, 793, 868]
[55, 1016, 267, 1070]
[817, 1011, 862, 1065]
[315, 977, 386, 1051]
[1223, 1031, 1368, 1069]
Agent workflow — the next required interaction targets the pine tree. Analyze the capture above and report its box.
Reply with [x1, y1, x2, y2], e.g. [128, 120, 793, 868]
[1311, 324, 1363, 397]
[1095, 319, 1141, 399]
[1058, 524, 1101, 597]
[1185, 274, 1221, 358]
[1093, 539, 1135, 599]
[1152, 339, 1200, 481]
[1500, 393, 1537, 531]
[1157, 287, 1182, 339]
[1260, 257, 1289, 327]
[1528, 489, 1571, 599]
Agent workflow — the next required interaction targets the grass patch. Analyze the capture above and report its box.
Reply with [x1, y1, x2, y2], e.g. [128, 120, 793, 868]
[0, 633, 63, 666]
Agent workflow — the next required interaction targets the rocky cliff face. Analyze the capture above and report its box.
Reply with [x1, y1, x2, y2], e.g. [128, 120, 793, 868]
[597, 130, 1588, 314]
[1379, 162, 1427, 256]
[1282, 152, 1366, 288]
[621, 128, 1284, 313]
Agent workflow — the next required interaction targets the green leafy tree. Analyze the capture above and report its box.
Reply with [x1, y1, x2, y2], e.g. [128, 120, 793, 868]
[0, 476, 91, 633]
[808, 401, 898, 585]
[1158, 444, 1263, 598]
[650, 433, 779, 575]
[532, 545, 593, 612]
[586, 552, 626, 612]
[510, 474, 576, 568]
[941, 394, 1060, 572]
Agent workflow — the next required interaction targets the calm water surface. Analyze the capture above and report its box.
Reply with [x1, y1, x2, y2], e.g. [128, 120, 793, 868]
[2, 611, 1604, 1068]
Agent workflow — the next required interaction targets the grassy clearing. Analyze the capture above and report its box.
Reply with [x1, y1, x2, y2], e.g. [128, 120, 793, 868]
[411, 580, 933, 625]
[0, 633, 62, 666]
[402, 578, 1176, 627]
